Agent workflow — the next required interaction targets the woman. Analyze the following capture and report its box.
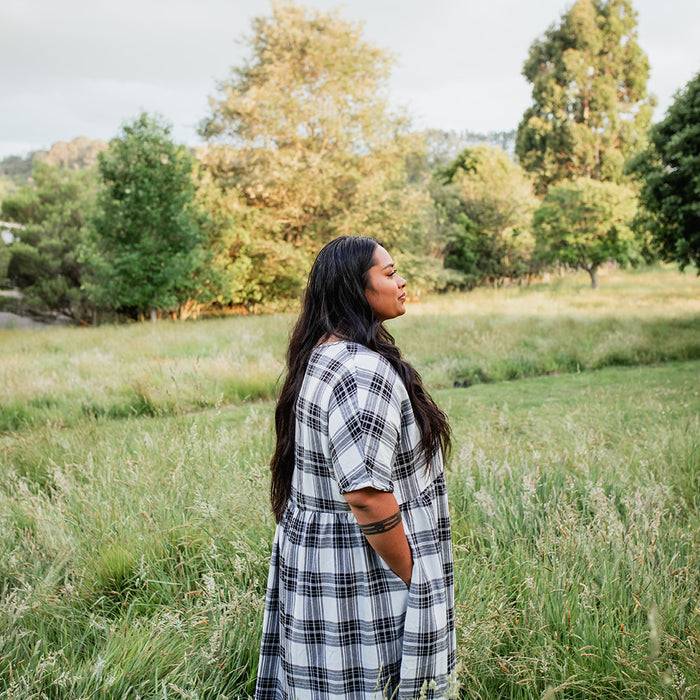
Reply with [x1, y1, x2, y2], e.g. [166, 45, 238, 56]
[256, 236, 456, 700]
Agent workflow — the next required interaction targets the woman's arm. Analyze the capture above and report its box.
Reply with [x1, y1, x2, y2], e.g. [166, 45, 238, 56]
[343, 487, 413, 586]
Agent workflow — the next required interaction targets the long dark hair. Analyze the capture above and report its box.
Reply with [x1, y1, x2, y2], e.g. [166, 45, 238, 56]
[270, 236, 451, 522]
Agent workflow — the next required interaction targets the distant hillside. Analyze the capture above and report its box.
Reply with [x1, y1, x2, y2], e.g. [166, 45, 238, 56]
[37, 136, 108, 170]
[1, 131, 516, 193]
[0, 153, 35, 186]
[423, 129, 517, 169]
[0, 136, 108, 189]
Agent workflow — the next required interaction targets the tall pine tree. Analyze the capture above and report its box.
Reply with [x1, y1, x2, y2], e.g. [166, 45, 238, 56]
[516, 0, 654, 194]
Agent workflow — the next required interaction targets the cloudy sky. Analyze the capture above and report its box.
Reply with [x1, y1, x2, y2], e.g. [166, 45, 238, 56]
[2, 0, 699, 158]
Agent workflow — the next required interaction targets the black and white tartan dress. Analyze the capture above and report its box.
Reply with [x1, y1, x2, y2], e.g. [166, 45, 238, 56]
[255, 341, 456, 700]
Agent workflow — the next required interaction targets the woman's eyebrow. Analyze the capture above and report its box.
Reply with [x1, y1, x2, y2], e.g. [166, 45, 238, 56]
[381, 262, 395, 270]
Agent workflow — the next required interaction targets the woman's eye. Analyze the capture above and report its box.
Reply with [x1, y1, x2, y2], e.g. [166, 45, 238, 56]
[388, 270, 397, 277]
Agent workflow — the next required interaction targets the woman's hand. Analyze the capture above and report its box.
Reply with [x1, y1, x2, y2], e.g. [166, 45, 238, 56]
[343, 487, 413, 586]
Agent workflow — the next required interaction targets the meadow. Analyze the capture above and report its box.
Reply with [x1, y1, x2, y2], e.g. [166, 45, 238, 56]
[0, 266, 698, 699]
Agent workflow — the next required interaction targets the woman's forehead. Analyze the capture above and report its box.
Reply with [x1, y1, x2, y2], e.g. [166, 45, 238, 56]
[371, 245, 393, 267]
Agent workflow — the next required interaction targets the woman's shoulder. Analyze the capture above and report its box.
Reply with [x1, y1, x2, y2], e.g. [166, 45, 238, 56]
[311, 341, 397, 381]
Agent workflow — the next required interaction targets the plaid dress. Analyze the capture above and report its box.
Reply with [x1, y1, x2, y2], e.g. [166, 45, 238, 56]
[256, 342, 456, 700]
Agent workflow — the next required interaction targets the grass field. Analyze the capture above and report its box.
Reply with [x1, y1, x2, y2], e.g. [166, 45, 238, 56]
[1, 266, 699, 434]
[1, 266, 699, 698]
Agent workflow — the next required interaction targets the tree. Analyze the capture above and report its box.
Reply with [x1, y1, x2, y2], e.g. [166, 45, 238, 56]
[1, 161, 99, 318]
[516, 0, 654, 194]
[533, 178, 640, 288]
[197, 1, 423, 305]
[431, 145, 539, 287]
[627, 72, 700, 271]
[86, 113, 202, 322]
[0, 153, 35, 187]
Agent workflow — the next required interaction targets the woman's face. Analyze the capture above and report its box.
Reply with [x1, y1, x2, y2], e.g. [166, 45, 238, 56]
[364, 245, 407, 322]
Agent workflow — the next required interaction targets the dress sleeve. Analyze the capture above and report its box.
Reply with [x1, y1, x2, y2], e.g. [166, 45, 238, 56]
[327, 357, 400, 494]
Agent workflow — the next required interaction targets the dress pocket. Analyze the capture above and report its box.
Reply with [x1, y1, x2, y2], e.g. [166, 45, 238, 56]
[372, 546, 412, 593]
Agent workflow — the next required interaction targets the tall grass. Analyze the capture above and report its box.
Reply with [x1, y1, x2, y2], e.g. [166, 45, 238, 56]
[1, 266, 699, 432]
[1, 368, 698, 697]
[395, 265, 700, 387]
[0, 314, 287, 432]
[1, 406, 275, 698]
[1, 266, 699, 697]
[445, 363, 699, 697]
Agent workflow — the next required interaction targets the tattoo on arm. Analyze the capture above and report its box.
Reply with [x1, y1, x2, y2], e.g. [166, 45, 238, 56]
[358, 511, 402, 536]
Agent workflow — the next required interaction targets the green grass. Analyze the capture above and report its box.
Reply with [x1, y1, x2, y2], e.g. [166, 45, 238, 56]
[1, 406, 274, 698]
[0, 313, 288, 433]
[0, 266, 699, 698]
[444, 363, 699, 697]
[1, 266, 699, 433]
[395, 265, 700, 388]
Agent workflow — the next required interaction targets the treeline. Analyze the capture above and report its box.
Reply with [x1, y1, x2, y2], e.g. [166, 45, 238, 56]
[0, 0, 698, 323]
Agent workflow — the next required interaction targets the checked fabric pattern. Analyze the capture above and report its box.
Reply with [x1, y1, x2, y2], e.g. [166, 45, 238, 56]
[255, 342, 456, 700]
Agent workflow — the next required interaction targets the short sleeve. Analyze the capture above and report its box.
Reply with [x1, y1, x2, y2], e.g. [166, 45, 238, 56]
[327, 358, 400, 494]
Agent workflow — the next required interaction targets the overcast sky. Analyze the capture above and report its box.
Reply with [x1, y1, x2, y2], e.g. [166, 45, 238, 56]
[2, 0, 699, 158]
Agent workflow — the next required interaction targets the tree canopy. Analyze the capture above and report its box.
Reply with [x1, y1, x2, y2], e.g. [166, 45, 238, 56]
[516, 0, 654, 193]
[533, 177, 639, 287]
[85, 113, 202, 321]
[1, 0, 687, 321]
[432, 145, 538, 287]
[1, 162, 98, 318]
[627, 71, 700, 271]
[197, 1, 422, 305]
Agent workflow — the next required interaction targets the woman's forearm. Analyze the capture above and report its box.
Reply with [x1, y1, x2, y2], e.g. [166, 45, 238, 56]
[343, 487, 413, 586]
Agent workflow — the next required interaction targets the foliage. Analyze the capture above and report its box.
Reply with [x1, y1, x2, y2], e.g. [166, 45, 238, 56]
[0, 161, 99, 317]
[0, 152, 35, 187]
[1, 323, 698, 696]
[516, 0, 654, 193]
[0, 239, 9, 282]
[431, 145, 539, 287]
[192, 168, 315, 309]
[533, 177, 640, 287]
[85, 113, 203, 321]
[0, 176, 17, 203]
[391, 252, 466, 297]
[0, 139, 107, 208]
[627, 71, 700, 271]
[197, 1, 425, 305]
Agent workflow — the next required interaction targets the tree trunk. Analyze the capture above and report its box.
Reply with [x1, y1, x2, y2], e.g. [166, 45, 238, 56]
[588, 265, 599, 289]
[150, 307, 158, 324]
